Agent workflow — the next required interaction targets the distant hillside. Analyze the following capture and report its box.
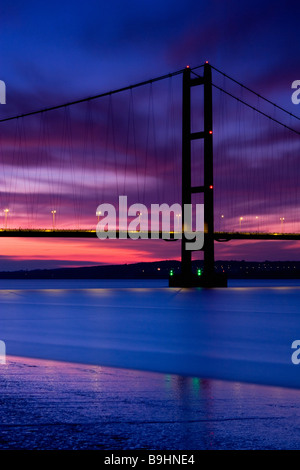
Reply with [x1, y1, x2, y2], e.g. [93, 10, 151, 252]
[0, 260, 179, 279]
[0, 260, 299, 279]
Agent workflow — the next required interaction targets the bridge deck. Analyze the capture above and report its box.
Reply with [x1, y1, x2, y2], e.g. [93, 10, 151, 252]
[0, 229, 299, 241]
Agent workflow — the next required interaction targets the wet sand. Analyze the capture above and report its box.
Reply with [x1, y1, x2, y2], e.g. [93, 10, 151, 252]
[0, 356, 300, 450]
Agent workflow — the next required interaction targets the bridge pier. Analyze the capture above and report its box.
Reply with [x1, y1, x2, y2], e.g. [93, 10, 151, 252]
[169, 270, 227, 288]
[169, 63, 227, 288]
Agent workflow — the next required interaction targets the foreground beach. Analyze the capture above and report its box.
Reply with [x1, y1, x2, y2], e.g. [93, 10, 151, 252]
[1, 279, 300, 450]
[0, 356, 300, 450]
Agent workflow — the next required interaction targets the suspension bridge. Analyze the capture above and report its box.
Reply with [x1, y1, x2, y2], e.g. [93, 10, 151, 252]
[0, 62, 299, 286]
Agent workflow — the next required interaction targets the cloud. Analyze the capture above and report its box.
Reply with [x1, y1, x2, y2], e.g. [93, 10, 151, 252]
[0, 0, 299, 267]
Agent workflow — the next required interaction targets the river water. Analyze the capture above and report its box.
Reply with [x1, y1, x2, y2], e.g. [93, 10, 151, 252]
[0, 278, 300, 449]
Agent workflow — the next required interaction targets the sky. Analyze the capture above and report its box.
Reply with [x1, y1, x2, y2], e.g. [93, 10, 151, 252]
[0, 0, 299, 270]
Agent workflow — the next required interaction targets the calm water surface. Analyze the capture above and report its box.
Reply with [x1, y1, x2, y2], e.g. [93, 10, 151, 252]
[0, 278, 299, 387]
[0, 278, 300, 449]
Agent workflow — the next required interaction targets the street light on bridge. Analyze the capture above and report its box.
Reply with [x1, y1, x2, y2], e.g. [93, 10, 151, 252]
[51, 210, 56, 229]
[3, 208, 9, 229]
[220, 214, 224, 231]
[96, 210, 102, 223]
[176, 213, 181, 232]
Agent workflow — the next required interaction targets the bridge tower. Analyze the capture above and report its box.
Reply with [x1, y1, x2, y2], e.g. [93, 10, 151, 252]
[170, 63, 227, 287]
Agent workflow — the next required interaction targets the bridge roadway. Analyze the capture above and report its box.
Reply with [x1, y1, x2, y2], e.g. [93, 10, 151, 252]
[0, 228, 299, 241]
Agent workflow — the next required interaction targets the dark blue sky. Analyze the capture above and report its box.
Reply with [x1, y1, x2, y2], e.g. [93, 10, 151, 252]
[0, 0, 299, 270]
[1, 0, 299, 111]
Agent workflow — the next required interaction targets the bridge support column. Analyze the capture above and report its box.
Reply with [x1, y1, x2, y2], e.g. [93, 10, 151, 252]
[169, 63, 227, 288]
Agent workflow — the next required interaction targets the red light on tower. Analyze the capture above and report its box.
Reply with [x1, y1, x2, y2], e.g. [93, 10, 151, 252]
[209, 130, 213, 134]
[186, 65, 190, 68]
[205, 60, 209, 64]
[209, 185, 213, 189]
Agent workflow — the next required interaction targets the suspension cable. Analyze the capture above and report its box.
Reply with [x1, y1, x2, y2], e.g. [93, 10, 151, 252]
[212, 83, 300, 135]
[211, 64, 300, 122]
[0, 69, 185, 123]
[1, 62, 298, 138]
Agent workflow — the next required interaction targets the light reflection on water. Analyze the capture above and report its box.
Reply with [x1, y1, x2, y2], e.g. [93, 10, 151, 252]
[0, 277, 299, 290]
[3, 355, 300, 449]
[0, 279, 169, 290]
[0, 278, 300, 390]
[0, 280, 300, 449]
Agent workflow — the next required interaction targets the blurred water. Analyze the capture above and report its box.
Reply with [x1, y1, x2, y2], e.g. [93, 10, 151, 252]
[1, 355, 300, 450]
[0, 278, 300, 389]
